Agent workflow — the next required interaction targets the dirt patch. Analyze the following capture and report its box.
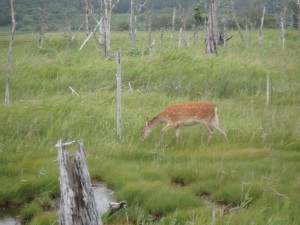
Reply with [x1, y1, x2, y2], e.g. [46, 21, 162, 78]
[197, 192, 241, 217]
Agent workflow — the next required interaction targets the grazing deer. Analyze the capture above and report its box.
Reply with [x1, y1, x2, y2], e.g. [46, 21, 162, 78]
[141, 102, 227, 143]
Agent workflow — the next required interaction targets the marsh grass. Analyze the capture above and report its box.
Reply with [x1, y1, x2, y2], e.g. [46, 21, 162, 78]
[0, 29, 299, 224]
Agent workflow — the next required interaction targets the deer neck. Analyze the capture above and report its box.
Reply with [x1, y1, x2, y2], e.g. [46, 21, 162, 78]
[148, 116, 162, 129]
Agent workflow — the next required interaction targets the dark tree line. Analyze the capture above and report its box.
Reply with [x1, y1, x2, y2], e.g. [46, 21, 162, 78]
[0, 0, 298, 32]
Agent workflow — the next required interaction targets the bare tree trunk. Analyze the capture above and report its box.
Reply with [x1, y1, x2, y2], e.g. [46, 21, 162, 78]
[230, 0, 245, 46]
[297, 0, 300, 39]
[129, 0, 147, 45]
[171, 7, 176, 43]
[178, 27, 182, 48]
[79, 21, 101, 51]
[56, 140, 102, 225]
[258, 2, 266, 46]
[193, 22, 197, 44]
[218, 18, 227, 46]
[147, 10, 152, 45]
[5, 0, 16, 106]
[84, 0, 91, 36]
[99, 0, 120, 57]
[266, 72, 270, 107]
[116, 49, 122, 142]
[160, 28, 164, 47]
[280, 1, 287, 51]
[206, 0, 218, 55]
[179, 5, 186, 47]
[129, 0, 135, 44]
[38, 0, 48, 48]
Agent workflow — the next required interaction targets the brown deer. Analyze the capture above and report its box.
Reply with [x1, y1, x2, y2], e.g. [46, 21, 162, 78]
[141, 102, 227, 143]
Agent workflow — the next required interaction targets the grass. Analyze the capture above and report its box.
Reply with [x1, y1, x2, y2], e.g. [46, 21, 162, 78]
[0, 29, 300, 224]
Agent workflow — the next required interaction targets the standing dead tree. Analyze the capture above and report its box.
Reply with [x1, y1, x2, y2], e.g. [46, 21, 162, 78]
[171, 7, 176, 44]
[116, 49, 122, 142]
[38, 0, 49, 48]
[298, 0, 300, 39]
[280, 1, 287, 50]
[99, 0, 120, 57]
[84, 0, 92, 36]
[258, 1, 266, 46]
[5, 0, 16, 106]
[129, 0, 147, 45]
[230, 0, 245, 46]
[56, 140, 102, 225]
[147, 9, 152, 45]
[205, 0, 218, 55]
[178, 5, 186, 48]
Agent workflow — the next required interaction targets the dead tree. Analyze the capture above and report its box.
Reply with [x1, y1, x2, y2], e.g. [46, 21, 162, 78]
[147, 10, 152, 45]
[38, 0, 48, 48]
[258, 1, 266, 46]
[171, 7, 176, 43]
[129, 0, 147, 45]
[99, 0, 120, 57]
[178, 5, 186, 48]
[5, 0, 16, 106]
[56, 140, 102, 225]
[116, 49, 122, 142]
[280, 1, 287, 50]
[205, 0, 218, 55]
[230, 0, 245, 46]
[84, 0, 92, 36]
[298, 0, 300, 39]
[160, 28, 164, 47]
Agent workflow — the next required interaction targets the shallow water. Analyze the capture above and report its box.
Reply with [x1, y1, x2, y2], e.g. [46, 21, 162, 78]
[0, 184, 114, 224]
[93, 184, 115, 215]
[0, 209, 20, 225]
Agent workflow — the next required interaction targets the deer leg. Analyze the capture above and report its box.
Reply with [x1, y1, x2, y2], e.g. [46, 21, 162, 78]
[211, 121, 228, 142]
[203, 124, 214, 143]
[161, 124, 175, 139]
[175, 126, 180, 140]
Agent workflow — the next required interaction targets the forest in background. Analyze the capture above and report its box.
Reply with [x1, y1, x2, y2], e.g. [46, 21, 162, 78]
[0, 0, 298, 32]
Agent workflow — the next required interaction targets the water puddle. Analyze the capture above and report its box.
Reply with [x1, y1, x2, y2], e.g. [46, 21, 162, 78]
[0, 209, 20, 225]
[0, 183, 114, 224]
[93, 183, 115, 215]
[199, 192, 240, 217]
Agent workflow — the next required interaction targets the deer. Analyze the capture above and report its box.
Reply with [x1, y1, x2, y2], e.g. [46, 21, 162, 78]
[141, 102, 227, 143]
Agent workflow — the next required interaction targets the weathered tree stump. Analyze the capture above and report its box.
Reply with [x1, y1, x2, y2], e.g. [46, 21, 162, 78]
[56, 140, 102, 225]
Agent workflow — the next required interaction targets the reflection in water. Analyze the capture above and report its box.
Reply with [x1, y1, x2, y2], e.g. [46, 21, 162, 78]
[0, 184, 114, 224]
[0, 212, 20, 225]
[93, 184, 115, 215]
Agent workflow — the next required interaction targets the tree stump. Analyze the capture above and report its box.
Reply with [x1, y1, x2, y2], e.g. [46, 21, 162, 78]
[56, 140, 102, 225]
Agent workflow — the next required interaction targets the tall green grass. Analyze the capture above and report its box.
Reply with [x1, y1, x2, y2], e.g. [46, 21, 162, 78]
[0, 29, 299, 224]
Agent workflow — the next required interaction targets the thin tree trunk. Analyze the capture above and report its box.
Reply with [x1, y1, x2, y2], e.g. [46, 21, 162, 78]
[116, 48, 122, 142]
[230, 0, 245, 46]
[160, 28, 164, 47]
[5, 0, 16, 106]
[84, 0, 90, 36]
[147, 11, 152, 45]
[129, 0, 146, 45]
[171, 7, 176, 43]
[280, 2, 287, 51]
[129, 0, 135, 44]
[258, 2, 266, 46]
[178, 27, 182, 48]
[38, 0, 47, 48]
[266, 72, 270, 107]
[297, 0, 300, 39]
